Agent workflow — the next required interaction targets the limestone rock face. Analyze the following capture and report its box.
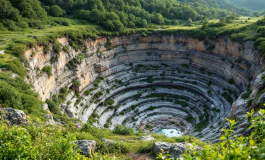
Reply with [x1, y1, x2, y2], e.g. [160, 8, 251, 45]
[24, 33, 265, 140]
[25, 34, 263, 102]
[75, 140, 96, 157]
[0, 108, 28, 125]
[153, 142, 197, 159]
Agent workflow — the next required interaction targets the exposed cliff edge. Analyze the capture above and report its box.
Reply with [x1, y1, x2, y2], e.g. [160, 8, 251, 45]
[25, 33, 265, 141]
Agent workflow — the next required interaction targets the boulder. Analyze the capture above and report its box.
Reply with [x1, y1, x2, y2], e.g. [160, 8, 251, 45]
[252, 72, 265, 90]
[229, 98, 248, 118]
[44, 114, 56, 125]
[65, 108, 75, 118]
[75, 140, 96, 157]
[138, 135, 155, 141]
[251, 72, 265, 98]
[153, 142, 197, 159]
[41, 103, 49, 111]
[0, 108, 28, 125]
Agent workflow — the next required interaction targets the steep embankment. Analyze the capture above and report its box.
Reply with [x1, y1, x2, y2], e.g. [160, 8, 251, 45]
[25, 34, 265, 141]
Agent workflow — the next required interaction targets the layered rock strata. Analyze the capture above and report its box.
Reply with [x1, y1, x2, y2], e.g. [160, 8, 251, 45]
[25, 34, 264, 141]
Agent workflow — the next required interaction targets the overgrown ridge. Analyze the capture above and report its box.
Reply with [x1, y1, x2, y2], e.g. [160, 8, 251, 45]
[1, 0, 265, 159]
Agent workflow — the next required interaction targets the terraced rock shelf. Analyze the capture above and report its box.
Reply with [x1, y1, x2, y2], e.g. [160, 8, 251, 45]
[25, 34, 264, 141]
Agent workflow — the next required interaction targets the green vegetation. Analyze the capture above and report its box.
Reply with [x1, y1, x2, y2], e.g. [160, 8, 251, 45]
[104, 99, 115, 106]
[1, 1, 265, 159]
[42, 65, 52, 77]
[0, 0, 252, 35]
[67, 54, 85, 69]
[113, 125, 134, 136]
[0, 122, 85, 160]
[181, 109, 265, 160]
[0, 73, 45, 119]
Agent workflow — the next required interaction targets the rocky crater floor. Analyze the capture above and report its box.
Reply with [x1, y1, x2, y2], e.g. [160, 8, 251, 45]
[25, 34, 265, 142]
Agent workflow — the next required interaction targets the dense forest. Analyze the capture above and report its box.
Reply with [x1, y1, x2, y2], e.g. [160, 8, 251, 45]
[0, 0, 254, 31]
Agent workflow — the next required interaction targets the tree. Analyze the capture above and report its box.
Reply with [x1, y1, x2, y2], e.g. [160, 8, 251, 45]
[186, 18, 193, 26]
[141, 19, 148, 28]
[90, 9, 105, 24]
[113, 20, 124, 31]
[220, 17, 226, 24]
[201, 20, 208, 29]
[103, 20, 115, 30]
[153, 13, 164, 24]
[49, 5, 64, 17]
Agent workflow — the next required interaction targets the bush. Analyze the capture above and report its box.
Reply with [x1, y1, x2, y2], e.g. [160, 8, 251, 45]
[231, 33, 249, 42]
[3, 20, 17, 30]
[72, 79, 81, 87]
[0, 23, 7, 31]
[42, 66, 53, 77]
[97, 142, 129, 154]
[53, 42, 62, 53]
[104, 99, 115, 106]
[16, 21, 28, 28]
[0, 73, 43, 116]
[28, 20, 44, 29]
[0, 122, 86, 160]
[45, 99, 60, 114]
[113, 125, 134, 135]
[49, 5, 65, 17]
[10, 43, 27, 61]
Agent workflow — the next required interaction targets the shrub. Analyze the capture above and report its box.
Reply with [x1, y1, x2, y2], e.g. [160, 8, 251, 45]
[3, 20, 17, 30]
[42, 66, 53, 77]
[16, 21, 28, 28]
[49, 5, 65, 17]
[72, 79, 81, 87]
[231, 33, 249, 42]
[113, 125, 134, 135]
[0, 122, 86, 160]
[104, 99, 115, 106]
[0, 74, 43, 116]
[28, 20, 44, 29]
[45, 99, 61, 114]
[53, 42, 62, 54]
[11, 44, 27, 61]
[0, 123, 37, 159]
[97, 142, 129, 154]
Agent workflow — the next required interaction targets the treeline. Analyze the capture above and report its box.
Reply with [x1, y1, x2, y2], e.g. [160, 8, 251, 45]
[0, 0, 47, 30]
[41, 0, 252, 31]
[0, 0, 253, 31]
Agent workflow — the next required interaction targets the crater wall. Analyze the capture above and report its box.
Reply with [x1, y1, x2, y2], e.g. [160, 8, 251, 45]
[25, 34, 265, 141]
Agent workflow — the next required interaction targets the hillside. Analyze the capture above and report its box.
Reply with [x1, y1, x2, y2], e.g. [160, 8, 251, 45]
[1, 0, 265, 160]
[1, 0, 252, 32]
[231, 0, 265, 11]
